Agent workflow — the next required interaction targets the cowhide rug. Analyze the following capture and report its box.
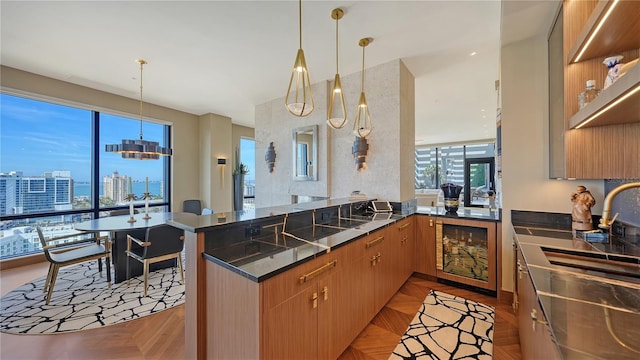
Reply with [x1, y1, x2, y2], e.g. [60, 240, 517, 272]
[389, 290, 495, 359]
[0, 260, 184, 334]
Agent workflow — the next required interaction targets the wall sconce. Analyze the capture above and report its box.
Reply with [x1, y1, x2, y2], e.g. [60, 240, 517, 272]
[265, 142, 277, 173]
[352, 136, 369, 171]
[217, 157, 226, 187]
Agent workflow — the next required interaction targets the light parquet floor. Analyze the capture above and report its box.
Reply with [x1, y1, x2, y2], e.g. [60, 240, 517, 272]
[0, 263, 521, 360]
[338, 276, 522, 360]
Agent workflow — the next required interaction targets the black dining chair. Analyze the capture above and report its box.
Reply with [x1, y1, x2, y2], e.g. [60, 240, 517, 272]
[36, 226, 111, 304]
[126, 224, 185, 296]
[182, 199, 202, 215]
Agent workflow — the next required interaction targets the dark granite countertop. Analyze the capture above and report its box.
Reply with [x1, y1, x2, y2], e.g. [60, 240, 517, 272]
[172, 200, 502, 283]
[415, 206, 502, 222]
[202, 213, 402, 282]
[167, 197, 377, 233]
[514, 226, 640, 359]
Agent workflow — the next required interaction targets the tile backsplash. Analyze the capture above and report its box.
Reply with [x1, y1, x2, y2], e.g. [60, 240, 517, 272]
[605, 179, 640, 227]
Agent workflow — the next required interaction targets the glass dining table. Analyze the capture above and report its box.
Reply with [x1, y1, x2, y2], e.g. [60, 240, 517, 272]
[75, 211, 198, 283]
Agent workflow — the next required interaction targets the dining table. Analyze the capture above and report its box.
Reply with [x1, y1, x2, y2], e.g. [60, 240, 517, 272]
[75, 211, 198, 283]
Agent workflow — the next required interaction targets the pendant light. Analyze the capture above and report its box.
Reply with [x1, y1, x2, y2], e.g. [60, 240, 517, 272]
[353, 38, 372, 138]
[327, 8, 347, 129]
[105, 59, 172, 160]
[285, 0, 314, 117]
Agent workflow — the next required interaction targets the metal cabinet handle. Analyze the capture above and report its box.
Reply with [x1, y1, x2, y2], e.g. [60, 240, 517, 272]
[312, 292, 318, 309]
[429, 218, 433, 227]
[399, 222, 410, 230]
[530, 309, 548, 331]
[517, 260, 527, 280]
[370, 252, 382, 266]
[322, 286, 328, 301]
[299, 260, 337, 283]
[366, 236, 384, 248]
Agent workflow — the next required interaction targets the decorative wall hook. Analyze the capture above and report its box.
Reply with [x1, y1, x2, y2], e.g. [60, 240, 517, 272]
[265, 142, 277, 172]
[352, 136, 369, 171]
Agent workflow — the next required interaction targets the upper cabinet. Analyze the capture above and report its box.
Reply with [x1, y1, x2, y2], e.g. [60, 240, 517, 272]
[564, 0, 640, 129]
[562, 0, 640, 179]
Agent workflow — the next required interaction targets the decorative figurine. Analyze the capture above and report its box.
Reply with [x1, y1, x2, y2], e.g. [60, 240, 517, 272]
[571, 185, 596, 231]
[603, 55, 623, 89]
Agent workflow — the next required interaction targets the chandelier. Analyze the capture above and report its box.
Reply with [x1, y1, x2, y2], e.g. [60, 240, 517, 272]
[105, 59, 172, 160]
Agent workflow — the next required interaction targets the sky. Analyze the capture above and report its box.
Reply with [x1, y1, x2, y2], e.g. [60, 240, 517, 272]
[1, 93, 257, 183]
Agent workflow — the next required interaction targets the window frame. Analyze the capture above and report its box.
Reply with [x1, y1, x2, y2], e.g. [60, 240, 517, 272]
[0, 92, 172, 260]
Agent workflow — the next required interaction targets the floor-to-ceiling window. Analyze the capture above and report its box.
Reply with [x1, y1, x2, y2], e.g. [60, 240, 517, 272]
[240, 138, 255, 209]
[0, 93, 171, 260]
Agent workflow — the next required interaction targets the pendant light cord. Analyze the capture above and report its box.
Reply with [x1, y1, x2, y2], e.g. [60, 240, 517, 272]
[335, 15, 339, 73]
[298, 0, 302, 49]
[361, 45, 365, 92]
[139, 61, 144, 140]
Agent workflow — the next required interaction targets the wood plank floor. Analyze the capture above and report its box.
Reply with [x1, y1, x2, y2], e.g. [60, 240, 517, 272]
[0, 263, 521, 359]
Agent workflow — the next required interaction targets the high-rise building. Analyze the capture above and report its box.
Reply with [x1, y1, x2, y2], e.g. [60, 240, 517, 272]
[0, 171, 73, 216]
[103, 171, 128, 203]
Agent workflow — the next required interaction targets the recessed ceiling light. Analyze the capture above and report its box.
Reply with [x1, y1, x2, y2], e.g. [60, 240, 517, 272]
[480, 109, 485, 112]
[470, 51, 477, 56]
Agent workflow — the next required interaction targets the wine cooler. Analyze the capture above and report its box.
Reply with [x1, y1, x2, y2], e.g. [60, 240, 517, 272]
[435, 217, 497, 291]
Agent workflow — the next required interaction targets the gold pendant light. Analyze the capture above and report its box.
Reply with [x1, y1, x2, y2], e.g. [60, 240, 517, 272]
[285, 0, 314, 117]
[327, 8, 347, 129]
[353, 38, 373, 138]
[105, 59, 172, 160]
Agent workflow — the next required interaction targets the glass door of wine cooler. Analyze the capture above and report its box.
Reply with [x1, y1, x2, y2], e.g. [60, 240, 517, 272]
[435, 217, 497, 291]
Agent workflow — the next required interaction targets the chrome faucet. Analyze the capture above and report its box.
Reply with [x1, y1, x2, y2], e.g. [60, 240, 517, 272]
[598, 182, 640, 229]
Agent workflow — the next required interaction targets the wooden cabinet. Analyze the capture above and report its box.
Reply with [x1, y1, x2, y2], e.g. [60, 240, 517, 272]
[515, 243, 562, 360]
[562, 0, 640, 179]
[203, 221, 418, 360]
[262, 246, 347, 360]
[356, 227, 397, 313]
[389, 217, 416, 290]
[415, 214, 436, 277]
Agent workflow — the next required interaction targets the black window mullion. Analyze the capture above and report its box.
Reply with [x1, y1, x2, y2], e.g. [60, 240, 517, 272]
[92, 111, 100, 219]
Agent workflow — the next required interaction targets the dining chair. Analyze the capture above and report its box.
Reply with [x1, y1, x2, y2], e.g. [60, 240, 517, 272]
[109, 208, 138, 216]
[126, 224, 185, 296]
[36, 226, 111, 304]
[183, 199, 202, 215]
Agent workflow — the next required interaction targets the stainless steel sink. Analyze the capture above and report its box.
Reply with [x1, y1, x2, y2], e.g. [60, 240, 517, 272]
[541, 246, 640, 283]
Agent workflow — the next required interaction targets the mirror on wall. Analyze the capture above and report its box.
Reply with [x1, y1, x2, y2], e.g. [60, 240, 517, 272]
[292, 125, 318, 181]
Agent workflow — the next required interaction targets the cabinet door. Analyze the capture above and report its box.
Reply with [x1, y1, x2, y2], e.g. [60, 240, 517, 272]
[317, 263, 350, 360]
[262, 282, 318, 360]
[262, 251, 341, 360]
[390, 217, 415, 288]
[341, 233, 377, 339]
[371, 227, 397, 312]
[516, 250, 561, 360]
[415, 215, 436, 276]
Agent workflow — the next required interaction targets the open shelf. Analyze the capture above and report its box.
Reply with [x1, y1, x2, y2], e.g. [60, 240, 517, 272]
[567, 0, 640, 64]
[569, 61, 640, 129]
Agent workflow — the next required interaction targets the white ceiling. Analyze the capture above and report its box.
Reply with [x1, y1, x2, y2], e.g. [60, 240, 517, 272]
[0, 1, 558, 146]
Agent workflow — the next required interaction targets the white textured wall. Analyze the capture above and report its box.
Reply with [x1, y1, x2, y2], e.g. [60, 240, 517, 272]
[500, 36, 603, 292]
[254, 82, 329, 208]
[255, 59, 415, 207]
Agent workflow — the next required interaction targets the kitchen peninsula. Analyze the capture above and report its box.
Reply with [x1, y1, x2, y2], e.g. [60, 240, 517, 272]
[168, 199, 501, 359]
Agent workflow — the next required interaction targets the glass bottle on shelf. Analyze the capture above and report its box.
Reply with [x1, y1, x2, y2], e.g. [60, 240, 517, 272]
[578, 80, 600, 110]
